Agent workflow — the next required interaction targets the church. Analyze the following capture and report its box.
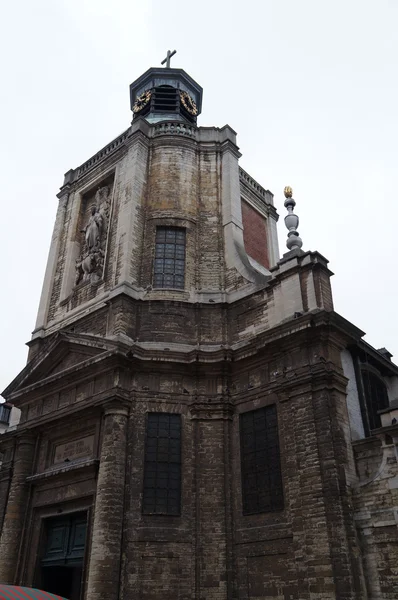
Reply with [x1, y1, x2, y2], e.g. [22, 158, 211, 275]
[0, 55, 398, 600]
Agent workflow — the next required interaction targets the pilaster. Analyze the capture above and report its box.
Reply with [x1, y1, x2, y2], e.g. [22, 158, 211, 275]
[33, 187, 69, 335]
[191, 398, 234, 599]
[116, 129, 150, 286]
[279, 370, 366, 599]
[86, 399, 130, 600]
[267, 207, 280, 267]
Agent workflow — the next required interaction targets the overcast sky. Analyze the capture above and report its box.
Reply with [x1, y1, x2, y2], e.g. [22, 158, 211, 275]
[0, 0, 397, 394]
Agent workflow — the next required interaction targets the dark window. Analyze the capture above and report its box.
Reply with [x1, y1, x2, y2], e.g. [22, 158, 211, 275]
[363, 371, 389, 431]
[240, 405, 283, 515]
[153, 227, 186, 289]
[0, 405, 11, 424]
[143, 413, 181, 515]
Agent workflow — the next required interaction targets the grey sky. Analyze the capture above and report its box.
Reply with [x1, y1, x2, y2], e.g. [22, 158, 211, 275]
[1, 0, 397, 393]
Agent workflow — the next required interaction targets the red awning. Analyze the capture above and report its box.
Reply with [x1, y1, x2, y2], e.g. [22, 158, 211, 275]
[0, 586, 68, 600]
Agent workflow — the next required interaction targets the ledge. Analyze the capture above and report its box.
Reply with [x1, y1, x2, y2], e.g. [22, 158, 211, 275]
[26, 458, 99, 483]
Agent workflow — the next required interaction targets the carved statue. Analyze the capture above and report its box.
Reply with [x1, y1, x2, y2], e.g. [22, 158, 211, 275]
[75, 185, 111, 285]
[82, 205, 103, 252]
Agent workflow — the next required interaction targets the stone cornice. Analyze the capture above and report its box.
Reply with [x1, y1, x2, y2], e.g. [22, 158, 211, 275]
[355, 339, 398, 376]
[268, 250, 334, 285]
[57, 130, 130, 196]
[5, 349, 131, 402]
[75, 129, 130, 179]
[6, 388, 130, 434]
[220, 138, 242, 159]
[58, 120, 247, 195]
[2, 363, 352, 435]
[5, 332, 128, 399]
[21, 310, 375, 402]
[255, 364, 348, 402]
[239, 167, 273, 205]
[26, 458, 99, 483]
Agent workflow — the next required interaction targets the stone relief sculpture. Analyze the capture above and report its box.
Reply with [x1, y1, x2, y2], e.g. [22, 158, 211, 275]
[75, 185, 111, 285]
[84, 205, 103, 252]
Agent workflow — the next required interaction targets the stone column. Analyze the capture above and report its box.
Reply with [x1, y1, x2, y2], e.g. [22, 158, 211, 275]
[86, 400, 129, 600]
[0, 434, 35, 584]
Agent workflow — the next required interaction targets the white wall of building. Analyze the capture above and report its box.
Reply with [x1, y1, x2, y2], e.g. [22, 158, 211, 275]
[0, 405, 21, 435]
[341, 349, 365, 440]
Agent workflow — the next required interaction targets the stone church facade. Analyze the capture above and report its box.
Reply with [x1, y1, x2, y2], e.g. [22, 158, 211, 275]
[0, 64, 398, 600]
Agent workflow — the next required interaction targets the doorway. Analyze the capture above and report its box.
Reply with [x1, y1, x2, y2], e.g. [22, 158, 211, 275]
[41, 565, 83, 599]
[38, 512, 87, 600]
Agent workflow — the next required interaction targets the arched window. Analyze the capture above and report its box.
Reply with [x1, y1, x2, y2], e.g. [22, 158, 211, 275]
[362, 370, 389, 431]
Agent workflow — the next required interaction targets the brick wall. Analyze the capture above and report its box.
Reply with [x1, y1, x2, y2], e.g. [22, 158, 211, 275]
[241, 199, 269, 269]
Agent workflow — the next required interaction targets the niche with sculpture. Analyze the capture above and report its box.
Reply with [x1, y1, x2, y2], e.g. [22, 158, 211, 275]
[75, 184, 112, 285]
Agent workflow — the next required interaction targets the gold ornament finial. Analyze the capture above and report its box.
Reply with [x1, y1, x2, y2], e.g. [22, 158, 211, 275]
[284, 186, 293, 198]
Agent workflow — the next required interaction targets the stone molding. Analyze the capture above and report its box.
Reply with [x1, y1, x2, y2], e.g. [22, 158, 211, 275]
[239, 166, 271, 201]
[102, 398, 130, 417]
[153, 121, 196, 138]
[60, 120, 247, 190]
[190, 398, 234, 420]
[75, 130, 129, 179]
[26, 458, 99, 483]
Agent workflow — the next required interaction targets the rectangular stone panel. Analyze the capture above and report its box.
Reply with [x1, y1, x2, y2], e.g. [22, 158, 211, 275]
[42, 395, 57, 415]
[76, 381, 91, 403]
[59, 389, 72, 408]
[53, 435, 95, 465]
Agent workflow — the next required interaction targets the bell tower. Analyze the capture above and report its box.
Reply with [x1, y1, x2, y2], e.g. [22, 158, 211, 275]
[130, 66, 202, 124]
[29, 56, 279, 354]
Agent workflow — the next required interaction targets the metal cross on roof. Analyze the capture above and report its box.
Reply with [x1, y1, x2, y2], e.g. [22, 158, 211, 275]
[161, 49, 177, 68]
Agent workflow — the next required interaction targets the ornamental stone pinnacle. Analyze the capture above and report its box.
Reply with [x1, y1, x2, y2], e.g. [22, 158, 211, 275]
[284, 186, 303, 250]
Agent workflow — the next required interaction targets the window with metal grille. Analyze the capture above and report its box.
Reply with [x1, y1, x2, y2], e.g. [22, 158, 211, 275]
[240, 405, 284, 515]
[363, 370, 389, 432]
[143, 413, 182, 515]
[153, 227, 186, 289]
[0, 404, 11, 424]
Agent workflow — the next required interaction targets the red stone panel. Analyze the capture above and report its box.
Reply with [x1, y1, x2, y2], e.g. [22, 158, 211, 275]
[241, 200, 269, 269]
